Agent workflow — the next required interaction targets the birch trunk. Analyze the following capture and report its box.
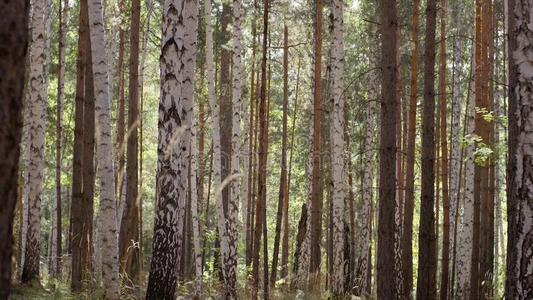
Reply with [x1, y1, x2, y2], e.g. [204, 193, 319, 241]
[449, 0, 465, 295]
[204, 0, 230, 288]
[224, 0, 243, 296]
[22, 0, 50, 284]
[190, 105, 202, 296]
[507, 0, 533, 297]
[87, 0, 120, 297]
[330, 0, 345, 294]
[455, 66, 476, 299]
[145, 0, 198, 298]
[356, 68, 378, 298]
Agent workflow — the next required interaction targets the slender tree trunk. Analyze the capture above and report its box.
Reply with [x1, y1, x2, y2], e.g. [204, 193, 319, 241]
[190, 103, 203, 296]
[115, 0, 126, 214]
[455, 60, 476, 299]
[87, 0, 120, 297]
[330, 0, 345, 294]
[82, 0, 96, 284]
[416, 0, 438, 297]
[402, 0, 420, 296]
[507, 0, 533, 297]
[252, 0, 270, 296]
[22, 0, 50, 284]
[52, 0, 68, 279]
[309, 0, 324, 284]
[438, 0, 450, 297]
[449, 0, 465, 295]
[71, 0, 90, 290]
[119, 0, 140, 284]
[377, 0, 399, 297]
[271, 25, 289, 285]
[245, 0, 258, 268]
[0, 1, 28, 297]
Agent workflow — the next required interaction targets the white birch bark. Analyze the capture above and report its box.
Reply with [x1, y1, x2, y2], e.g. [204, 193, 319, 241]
[455, 70, 475, 298]
[330, 0, 345, 294]
[87, 0, 119, 297]
[510, 1, 533, 296]
[189, 105, 203, 296]
[204, 0, 234, 295]
[357, 69, 378, 296]
[223, 0, 243, 296]
[21, 0, 50, 283]
[145, 0, 198, 297]
[449, 0, 464, 294]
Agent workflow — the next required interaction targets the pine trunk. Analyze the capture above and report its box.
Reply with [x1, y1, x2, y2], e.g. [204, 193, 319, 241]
[416, 0, 438, 297]
[377, 0, 399, 297]
[119, 0, 141, 283]
[0, 1, 28, 297]
[507, 0, 533, 297]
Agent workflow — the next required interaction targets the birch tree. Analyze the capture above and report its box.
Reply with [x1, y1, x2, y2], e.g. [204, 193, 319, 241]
[87, 0, 120, 297]
[330, 0, 345, 294]
[146, 0, 198, 298]
[449, 0, 465, 295]
[22, 0, 50, 284]
[0, 1, 29, 297]
[455, 66, 476, 299]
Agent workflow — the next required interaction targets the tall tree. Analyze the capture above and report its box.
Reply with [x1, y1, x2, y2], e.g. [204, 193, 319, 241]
[377, 0, 399, 298]
[416, 0, 438, 297]
[330, 0, 345, 295]
[71, 0, 94, 291]
[119, 0, 141, 283]
[252, 0, 270, 296]
[449, 0, 466, 295]
[455, 61, 476, 299]
[145, 0, 198, 298]
[87, 0, 120, 297]
[309, 0, 324, 283]
[438, 0, 450, 298]
[0, 1, 29, 297]
[22, 0, 50, 284]
[402, 0, 419, 297]
[52, 0, 69, 278]
[506, 0, 533, 297]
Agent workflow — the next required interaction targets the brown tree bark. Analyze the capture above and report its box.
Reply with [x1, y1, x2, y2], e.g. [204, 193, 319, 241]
[0, 1, 28, 297]
[416, 0, 438, 297]
[252, 0, 269, 296]
[377, 0, 399, 298]
[309, 0, 324, 283]
[402, 0, 420, 297]
[71, 0, 94, 291]
[115, 0, 126, 207]
[54, 0, 68, 278]
[119, 0, 140, 284]
[438, 0, 450, 298]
